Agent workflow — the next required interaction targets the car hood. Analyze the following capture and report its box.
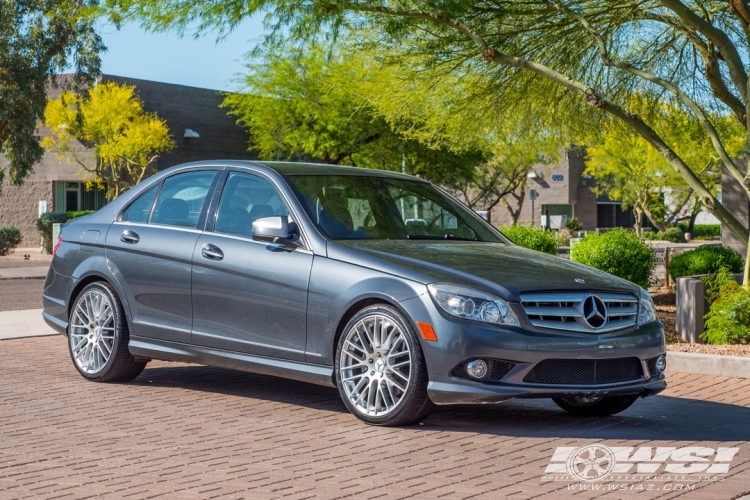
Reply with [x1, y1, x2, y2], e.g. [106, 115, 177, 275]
[328, 240, 640, 301]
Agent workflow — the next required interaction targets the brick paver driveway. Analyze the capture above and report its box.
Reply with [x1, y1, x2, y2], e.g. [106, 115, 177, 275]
[1, 337, 749, 500]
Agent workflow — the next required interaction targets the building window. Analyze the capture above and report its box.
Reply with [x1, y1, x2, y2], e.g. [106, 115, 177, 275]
[64, 183, 80, 212]
[541, 204, 573, 218]
[54, 181, 109, 213]
[597, 203, 634, 228]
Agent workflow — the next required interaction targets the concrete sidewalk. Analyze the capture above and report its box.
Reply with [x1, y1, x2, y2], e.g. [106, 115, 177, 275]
[0, 309, 57, 340]
[0, 266, 50, 279]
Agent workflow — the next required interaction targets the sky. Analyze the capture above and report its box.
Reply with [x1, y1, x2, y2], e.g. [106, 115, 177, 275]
[98, 17, 267, 92]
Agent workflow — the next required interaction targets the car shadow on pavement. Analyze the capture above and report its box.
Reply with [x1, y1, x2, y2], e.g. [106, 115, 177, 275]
[132, 364, 750, 441]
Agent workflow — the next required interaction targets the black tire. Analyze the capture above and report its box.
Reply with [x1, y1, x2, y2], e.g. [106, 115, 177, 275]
[553, 395, 638, 416]
[335, 304, 434, 426]
[68, 282, 147, 382]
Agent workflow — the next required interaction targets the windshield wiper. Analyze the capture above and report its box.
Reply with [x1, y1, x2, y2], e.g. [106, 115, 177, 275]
[406, 234, 477, 241]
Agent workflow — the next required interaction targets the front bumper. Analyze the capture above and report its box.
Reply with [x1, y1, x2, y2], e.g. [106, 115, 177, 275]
[399, 292, 667, 405]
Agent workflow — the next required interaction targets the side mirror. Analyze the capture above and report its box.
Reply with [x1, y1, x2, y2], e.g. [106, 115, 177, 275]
[252, 215, 295, 245]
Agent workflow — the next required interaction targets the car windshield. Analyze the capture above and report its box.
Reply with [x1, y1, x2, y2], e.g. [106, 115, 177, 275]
[285, 174, 504, 242]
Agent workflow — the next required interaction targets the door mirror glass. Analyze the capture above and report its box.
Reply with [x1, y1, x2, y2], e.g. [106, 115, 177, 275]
[252, 215, 292, 242]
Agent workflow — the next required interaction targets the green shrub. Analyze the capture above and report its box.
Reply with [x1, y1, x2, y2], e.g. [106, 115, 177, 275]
[571, 229, 655, 288]
[639, 227, 685, 243]
[0, 224, 22, 256]
[663, 226, 686, 243]
[565, 218, 585, 232]
[65, 210, 95, 220]
[501, 224, 559, 255]
[701, 267, 750, 344]
[35, 213, 69, 254]
[692, 224, 721, 238]
[667, 246, 743, 280]
[35, 210, 95, 254]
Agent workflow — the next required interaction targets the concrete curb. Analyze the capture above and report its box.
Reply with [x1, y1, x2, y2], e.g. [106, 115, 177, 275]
[0, 309, 57, 340]
[0, 266, 50, 279]
[666, 351, 750, 379]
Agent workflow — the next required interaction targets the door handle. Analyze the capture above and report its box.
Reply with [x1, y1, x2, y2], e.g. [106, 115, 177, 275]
[120, 230, 140, 244]
[201, 244, 224, 261]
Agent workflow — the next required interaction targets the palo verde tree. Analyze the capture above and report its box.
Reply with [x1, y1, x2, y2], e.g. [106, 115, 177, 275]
[1, 0, 103, 191]
[110, 0, 750, 285]
[222, 42, 484, 187]
[43, 82, 175, 200]
[587, 98, 738, 236]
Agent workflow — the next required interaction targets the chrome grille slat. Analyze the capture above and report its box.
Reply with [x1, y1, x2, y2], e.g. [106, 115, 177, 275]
[522, 306, 580, 317]
[520, 291, 638, 333]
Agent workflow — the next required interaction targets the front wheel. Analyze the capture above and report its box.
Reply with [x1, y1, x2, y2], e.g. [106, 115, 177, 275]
[68, 282, 147, 382]
[553, 395, 638, 416]
[335, 305, 433, 426]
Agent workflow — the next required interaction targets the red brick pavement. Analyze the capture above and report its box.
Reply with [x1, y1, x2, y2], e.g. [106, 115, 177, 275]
[1, 336, 749, 499]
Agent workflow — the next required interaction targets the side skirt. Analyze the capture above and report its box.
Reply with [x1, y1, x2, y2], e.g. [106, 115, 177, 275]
[129, 336, 335, 388]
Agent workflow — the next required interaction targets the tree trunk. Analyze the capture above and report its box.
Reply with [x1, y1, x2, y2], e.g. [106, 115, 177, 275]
[633, 206, 643, 237]
[643, 206, 666, 232]
[687, 212, 698, 235]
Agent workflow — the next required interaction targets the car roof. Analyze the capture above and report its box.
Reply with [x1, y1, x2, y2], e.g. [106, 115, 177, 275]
[187, 160, 427, 182]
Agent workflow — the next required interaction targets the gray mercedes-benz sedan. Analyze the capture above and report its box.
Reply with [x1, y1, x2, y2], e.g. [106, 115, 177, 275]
[42, 161, 666, 426]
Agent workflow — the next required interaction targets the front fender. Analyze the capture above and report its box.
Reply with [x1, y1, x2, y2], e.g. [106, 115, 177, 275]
[304, 255, 426, 365]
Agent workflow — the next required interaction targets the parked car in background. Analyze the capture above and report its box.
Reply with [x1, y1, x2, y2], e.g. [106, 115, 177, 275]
[43, 161, 666, 426]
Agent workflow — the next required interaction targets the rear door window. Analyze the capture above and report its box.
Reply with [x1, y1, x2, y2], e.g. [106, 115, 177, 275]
[121, 185, 158, 223]
[150, 171, 217, 228]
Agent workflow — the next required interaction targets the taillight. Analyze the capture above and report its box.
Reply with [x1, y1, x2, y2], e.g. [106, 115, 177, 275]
[53, 235, 62, 256]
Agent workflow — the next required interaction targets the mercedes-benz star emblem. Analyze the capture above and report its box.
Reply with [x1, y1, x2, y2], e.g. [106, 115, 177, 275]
[582, 295, 607, 329]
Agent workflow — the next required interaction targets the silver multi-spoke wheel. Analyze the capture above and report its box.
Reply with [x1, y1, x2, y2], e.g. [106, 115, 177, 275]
[70, 289, 116, 374]
[339, 314, 412, 417]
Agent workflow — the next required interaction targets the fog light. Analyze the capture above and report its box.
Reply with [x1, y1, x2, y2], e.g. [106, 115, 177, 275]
[655, 355, 666, 373]
[467, 360, 488, 379]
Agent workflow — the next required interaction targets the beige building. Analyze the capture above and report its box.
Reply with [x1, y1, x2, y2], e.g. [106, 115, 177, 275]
[488, 147, 637, 230]
[0, 75, 255, 246]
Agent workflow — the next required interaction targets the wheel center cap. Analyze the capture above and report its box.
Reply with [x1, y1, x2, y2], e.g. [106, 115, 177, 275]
[374, 358, 386, 373]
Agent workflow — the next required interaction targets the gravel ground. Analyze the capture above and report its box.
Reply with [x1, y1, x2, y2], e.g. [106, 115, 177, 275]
[0, 278, 44, 311]
[651, 288, 681, 343]
[667, 342, 750, 357]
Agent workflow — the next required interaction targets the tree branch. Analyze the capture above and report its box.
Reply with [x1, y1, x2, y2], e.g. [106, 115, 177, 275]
[554, 0, 748, 191]
[659, 0, 748, 102]
[348, 3, 750, 242]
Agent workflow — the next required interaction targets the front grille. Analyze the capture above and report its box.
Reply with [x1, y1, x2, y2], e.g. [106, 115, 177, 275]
[523, 357, 643, 385]
[489, 360, 514, 380]
[453, 359, 515, 382]
[520, 291, 638, 333]
[645, 355, 665, 376]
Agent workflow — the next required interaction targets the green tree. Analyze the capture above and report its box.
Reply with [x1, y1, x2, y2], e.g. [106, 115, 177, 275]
[587, 99, 735, 236]
[43, 82, 175, 200]
[1, 0, 103, 191]
[111, 0, 750, 285]
[222, 44, 484, 186]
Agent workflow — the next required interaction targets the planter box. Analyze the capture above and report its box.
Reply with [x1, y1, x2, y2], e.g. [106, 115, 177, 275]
[676, 273, 742, 343]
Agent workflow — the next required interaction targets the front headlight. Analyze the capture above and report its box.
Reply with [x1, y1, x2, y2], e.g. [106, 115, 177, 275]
[638, 288, 657, 326]
[427, 283, 519, 326]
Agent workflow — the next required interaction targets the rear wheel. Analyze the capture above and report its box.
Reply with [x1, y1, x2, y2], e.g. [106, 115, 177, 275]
[68, 282, 146, 382]
[553, 395, 638, 416]
[335, 305, 433, 426]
